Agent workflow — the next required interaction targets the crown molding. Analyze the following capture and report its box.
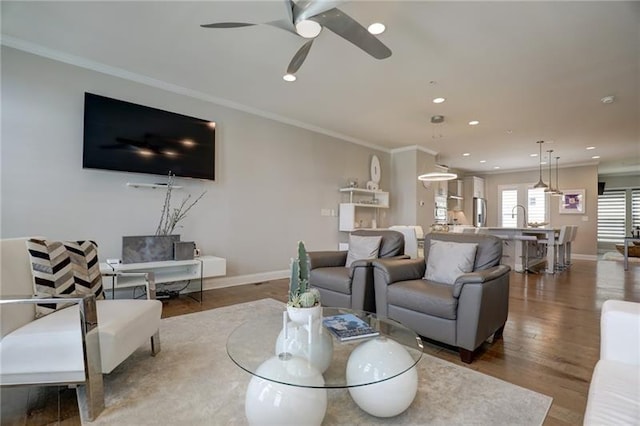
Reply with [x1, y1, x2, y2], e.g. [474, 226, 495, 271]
[479, 160, 600, 175]
[1, 35, 390, 154]
[390, 145, 438, 156]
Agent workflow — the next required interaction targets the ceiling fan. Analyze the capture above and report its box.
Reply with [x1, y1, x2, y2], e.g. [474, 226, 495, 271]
[201, 0, 392, 78]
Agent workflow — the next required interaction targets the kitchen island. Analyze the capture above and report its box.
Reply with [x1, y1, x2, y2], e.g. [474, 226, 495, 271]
[477, 227, 559, 274]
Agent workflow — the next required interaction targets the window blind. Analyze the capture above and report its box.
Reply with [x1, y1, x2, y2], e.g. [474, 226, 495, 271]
[597, 190, 626, 243]
[632, 189, 640, 230]
[501, 189, 518, 227]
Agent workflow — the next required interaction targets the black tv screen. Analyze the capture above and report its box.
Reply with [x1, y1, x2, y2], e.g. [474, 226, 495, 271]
[83, 93, 215, 180]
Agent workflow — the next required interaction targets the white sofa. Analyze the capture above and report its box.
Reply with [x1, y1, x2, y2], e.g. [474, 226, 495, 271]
[584, 300, 640, 425]
[0, 237, 163, 420]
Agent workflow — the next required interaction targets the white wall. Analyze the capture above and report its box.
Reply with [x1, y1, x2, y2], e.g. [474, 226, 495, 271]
[1, 47, 390, 284]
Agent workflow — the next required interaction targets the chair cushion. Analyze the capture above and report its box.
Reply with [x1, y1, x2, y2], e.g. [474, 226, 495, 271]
[425, 240, 478, 284]
[346, 235, 382, 267]
[310, 267, 352, 295]
[26, 239, 104, 317]
[0, 299, 162, 384]
[388, 279, 458, 320]
[584, 360, 640, 425]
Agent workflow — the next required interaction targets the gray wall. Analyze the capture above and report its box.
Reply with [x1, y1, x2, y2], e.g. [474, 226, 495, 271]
[1, 47, 390, 285]
[480, 164, 599, 256]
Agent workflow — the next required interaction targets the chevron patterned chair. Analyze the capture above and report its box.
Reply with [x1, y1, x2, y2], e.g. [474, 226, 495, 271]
[0, 237, 162, 421]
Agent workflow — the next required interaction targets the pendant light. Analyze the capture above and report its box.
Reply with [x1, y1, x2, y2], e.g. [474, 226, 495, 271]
[418, 160, 457, 182]
[544, 149, 556, 194]
[533, 141, 548, 189]
[552, 156, 563, 197]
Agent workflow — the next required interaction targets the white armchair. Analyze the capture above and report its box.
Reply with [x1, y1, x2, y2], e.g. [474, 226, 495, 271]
[0, 237, 162, 421]
[584, 300, 640, 425]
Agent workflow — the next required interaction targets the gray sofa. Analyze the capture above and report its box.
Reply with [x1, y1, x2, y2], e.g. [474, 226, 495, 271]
[308, 230, 405, 312]
[372, 232, 510, 363]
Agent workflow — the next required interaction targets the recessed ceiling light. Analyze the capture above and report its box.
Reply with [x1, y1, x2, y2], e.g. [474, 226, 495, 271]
[592, 155, 601, 159]
[367, 23, 386, 35]
[506, 130, 513, 134]
[432, 97, 446, 104]
[468, 120, 480, 126]
[530, 153, 538, 157]
[480, 160, 487, 163]
[601, 95, 615, 104]
[283, 73, 296, 82]
[493, 166, 500, 169]
[463, 153, 470, 157]
[540, 161, 547, 165]
[586, 146, 596, 150]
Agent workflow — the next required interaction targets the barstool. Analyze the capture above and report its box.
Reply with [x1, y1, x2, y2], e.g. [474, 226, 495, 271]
[539, 226, 571, 272]
[514, 235, 540, 274]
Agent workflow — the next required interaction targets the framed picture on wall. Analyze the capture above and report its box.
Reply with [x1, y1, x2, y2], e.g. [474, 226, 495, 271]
[559, 189, 585, 214]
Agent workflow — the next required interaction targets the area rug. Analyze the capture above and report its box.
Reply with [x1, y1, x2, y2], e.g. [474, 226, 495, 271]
[87, 299, 552, 425]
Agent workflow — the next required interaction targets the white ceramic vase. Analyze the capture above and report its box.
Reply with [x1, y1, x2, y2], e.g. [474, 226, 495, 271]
[275, 320, 334, 373]
[346, 337, 418, 417]
[286, 304, 322, 325]
[245, 354, 327, 426]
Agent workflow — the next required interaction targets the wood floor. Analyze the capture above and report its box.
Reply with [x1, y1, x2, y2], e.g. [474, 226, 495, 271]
[2, 259, 639, 425]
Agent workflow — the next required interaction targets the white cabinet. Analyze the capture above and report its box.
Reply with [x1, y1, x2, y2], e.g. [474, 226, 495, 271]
[465, 176, 485, 199]
[338, 188, 389, 231]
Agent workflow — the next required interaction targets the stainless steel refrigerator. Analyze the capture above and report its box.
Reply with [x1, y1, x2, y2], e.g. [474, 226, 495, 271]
[473, 197, 487, 227]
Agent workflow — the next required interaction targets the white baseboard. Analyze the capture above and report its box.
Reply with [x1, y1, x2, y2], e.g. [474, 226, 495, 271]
[202, 269, 289, 290]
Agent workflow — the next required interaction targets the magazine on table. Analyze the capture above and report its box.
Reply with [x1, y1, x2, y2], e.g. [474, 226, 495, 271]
[322, 313, 379, 341]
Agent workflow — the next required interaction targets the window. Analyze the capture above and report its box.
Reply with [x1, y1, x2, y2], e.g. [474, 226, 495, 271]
[633, 189, 640, 230]
[499, 185, 548, 227]
[500, 189, 518, 227]
[597, 190, 626, 243]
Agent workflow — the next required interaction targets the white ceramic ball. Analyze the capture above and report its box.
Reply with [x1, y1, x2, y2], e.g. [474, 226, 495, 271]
[346, 337, 419, 417]
[245, 355, 327, 426]
[275, 320, 334, 373]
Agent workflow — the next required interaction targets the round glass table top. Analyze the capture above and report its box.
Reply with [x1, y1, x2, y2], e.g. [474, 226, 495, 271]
[226, 307, 423, 388]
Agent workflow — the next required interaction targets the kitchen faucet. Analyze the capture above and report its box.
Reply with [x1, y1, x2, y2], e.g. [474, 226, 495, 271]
[512, 205, 528, 228]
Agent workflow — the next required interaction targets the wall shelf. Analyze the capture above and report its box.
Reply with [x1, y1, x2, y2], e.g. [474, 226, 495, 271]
[338, 188, 390, 231]
[126, 182, 183, 189]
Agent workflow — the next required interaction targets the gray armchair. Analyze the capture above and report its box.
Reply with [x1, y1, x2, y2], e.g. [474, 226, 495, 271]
[308, 230, 405, 312]
[372, 233, 510, 363]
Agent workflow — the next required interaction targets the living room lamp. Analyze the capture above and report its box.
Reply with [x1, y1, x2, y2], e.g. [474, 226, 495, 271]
[533, 140, 548, 189]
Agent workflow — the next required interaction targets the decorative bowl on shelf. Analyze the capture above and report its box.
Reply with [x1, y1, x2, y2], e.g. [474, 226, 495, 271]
[527, 222, 549, 228]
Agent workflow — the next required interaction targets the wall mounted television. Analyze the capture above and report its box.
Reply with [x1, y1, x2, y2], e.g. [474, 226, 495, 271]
[83, 93, 215, 180]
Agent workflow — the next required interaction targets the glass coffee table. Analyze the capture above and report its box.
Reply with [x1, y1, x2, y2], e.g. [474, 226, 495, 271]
[227, 307, 423, 425]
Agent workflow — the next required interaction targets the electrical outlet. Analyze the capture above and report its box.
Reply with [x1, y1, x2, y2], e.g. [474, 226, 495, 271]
[321, 209, 330, 216]
[330, 209, 337, 217]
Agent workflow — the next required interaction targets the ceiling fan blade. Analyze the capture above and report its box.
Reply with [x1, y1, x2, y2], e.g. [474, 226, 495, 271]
[312, 8, 392, 59]
[200, 22, 257, 29]
[287, 39, 314, 74]
[265, 18, 297, 35]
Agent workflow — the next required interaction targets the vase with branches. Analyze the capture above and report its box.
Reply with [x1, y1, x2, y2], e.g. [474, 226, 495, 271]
[155, 172, 206, 236]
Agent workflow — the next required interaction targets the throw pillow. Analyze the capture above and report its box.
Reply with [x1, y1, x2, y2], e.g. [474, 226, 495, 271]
[425, 240, 478, 285]
[26, 239, 104, 317]
[345, 235, 383, 267]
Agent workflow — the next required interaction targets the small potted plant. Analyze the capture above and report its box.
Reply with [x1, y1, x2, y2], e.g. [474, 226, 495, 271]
[287, 241, 321, 324]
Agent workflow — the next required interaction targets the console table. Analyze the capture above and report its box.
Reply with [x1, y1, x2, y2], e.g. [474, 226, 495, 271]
[100, 255, 226, 302]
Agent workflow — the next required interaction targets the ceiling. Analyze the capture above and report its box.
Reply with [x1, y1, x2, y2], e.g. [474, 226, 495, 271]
[2, 1, 639, 175]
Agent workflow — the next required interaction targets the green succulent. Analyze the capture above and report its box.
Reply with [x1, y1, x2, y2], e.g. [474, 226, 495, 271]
[287, 241, 321, 308]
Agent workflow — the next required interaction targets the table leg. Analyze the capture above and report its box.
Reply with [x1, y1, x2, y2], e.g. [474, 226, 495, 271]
[546, 242, 555, 274]
[624, 240, 629, 271]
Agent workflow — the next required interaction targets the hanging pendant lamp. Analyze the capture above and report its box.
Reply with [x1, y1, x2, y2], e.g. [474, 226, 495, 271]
[418, 158, 457, 182]
[533, 141, 548, 189]
[544, 149, 556, 193]
[552, 156, 563, 196]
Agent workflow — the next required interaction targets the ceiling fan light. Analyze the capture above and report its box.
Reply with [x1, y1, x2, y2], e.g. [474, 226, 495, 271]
[295, 20, 322, 38]
[283, 73, 296, 82]
[418, 172, 458, 181]
[367, 23, 386, 35]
